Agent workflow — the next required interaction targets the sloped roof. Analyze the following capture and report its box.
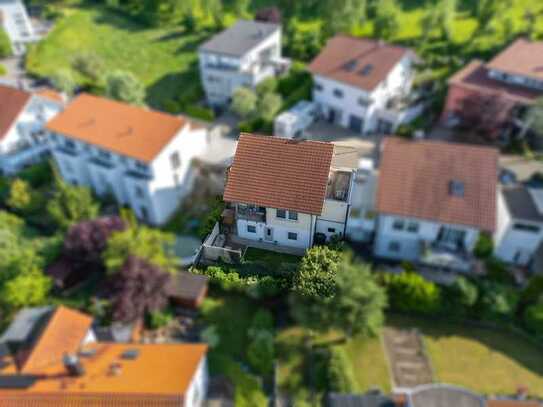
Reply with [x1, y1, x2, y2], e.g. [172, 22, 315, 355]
[223, 133, 334, 215]
[46, 94, 188, 163]
[487, 38, 543, 81]
[35, 89, 64, 104]
[308, 35, 411, 92]
[0, 84, 31, 140]
[376, 138, 498, 232]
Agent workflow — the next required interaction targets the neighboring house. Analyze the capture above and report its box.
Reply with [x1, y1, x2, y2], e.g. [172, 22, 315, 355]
[362, 138, 498, 272]
[46, 93, 208, 225]
[0, 0, 36, 55]
[198, 19, 290, 107]
[495, 185, 543, 266]
[0, 306, 209, 407]
[441, 38, 543, 137]
[208, 134, 354, 255]
[0, 84, 64, 175]
[308, 35, 422, 135]
[327, 390, 401, 406]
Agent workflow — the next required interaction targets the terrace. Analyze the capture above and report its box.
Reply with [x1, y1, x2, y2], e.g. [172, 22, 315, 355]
[326, 170, 352, 202]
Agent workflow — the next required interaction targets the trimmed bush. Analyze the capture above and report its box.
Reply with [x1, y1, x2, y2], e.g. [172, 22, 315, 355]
[479, 282, 519, 322]
[381, 272, 442, 315]
[327, 347, 357, 393]
[184, 104, 215, 121]
[474, 233, 494, 259]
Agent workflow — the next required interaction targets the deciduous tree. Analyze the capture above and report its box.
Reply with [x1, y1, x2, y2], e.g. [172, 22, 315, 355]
[231, 87, 257, 119]
[105, 70, 146, 105]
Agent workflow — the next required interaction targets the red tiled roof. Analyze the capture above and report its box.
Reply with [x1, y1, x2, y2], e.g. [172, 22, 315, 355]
[487, 401, 541, 407]
[449, 60, 542, 104]
[0, 393, 183, 407]
[376, 138, 498, 232]
[36, 89, 64, 104]
[46, 94, 188, 163]
[308, 35, 412, 92]
[19, 306, 93, 374]
[487, 38, 543, 81]
[223, 133, 334, 215]
[0, 85, 31, 140]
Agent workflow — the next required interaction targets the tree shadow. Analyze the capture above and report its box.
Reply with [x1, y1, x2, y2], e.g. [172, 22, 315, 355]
[145, 62, 201, 109]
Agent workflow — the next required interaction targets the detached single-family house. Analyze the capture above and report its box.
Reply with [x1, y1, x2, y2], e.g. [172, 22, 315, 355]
[198, 19, 290, 107]
[46, 93, 208, 225]
[0, 85, 64, 175]
[372, 138, 498, 272]
[205, 134, 354, 256]
[0, 305, 209, 407]
[308, 35, 422, 135]
[0, 0, 36, 55]
[441, 38, 543, 138]
[494, 185, 543, 266]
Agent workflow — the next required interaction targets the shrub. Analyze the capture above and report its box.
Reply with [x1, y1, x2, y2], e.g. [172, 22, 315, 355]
[7, 179, 33, 212]
[249, 309, 274, 333]
[256, 77, 278, 95]
[524, 303, 543, 336]
[184, 104, 215, 121]
[202, 266, 257, 292]
[0, 64, 6, 76]
[18, 161, 54, 188]
[200, 324, 221, 348]
[146, 309, 173, 330]
[257, 92, 282, 121]
[327, 347, 357, 393]
[51, 69, 76, 96]
[520, 275, 543, 306]
[105, 70, 145, 105]
[474, 233, 494, 259]
[485, 257, 515, 285]
[231, 87, 257, 118]
[0, 28, 11, 58]
[197, 197, 225, 239]
[479, 282, 519, 321]
[162, 99, 181, 114]
[382, 272, 442, 315]
[247, 329, 275, 375]
[292, 246, 342, 299]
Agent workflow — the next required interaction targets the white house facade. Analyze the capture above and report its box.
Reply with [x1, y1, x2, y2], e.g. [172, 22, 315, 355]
[0, 86, 63, 175]
[308, 35, 422, 135]
[46, 94, 208, 225]
[0, 0, 36, 55]
[198, 19, 289, 107]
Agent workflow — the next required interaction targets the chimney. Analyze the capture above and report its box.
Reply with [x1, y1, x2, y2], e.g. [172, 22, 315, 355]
[63, 353, 85, 377]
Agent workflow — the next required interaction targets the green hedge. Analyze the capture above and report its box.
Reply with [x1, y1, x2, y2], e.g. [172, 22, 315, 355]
[184, 104, 214, 121]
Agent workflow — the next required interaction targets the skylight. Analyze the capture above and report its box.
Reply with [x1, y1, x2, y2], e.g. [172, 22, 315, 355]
[449, 180, 465, 197]
[359, 64, 373, 76]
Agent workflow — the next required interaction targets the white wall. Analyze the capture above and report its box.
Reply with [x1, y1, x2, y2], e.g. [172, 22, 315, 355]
[0, 0, 35, 54]
[316, 199, 349, 240]
[184, 357, 208, 407]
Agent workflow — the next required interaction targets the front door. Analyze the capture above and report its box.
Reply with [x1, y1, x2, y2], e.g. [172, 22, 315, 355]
[328, 108, 336, 123]
[349, 115, 364, 133]
[265, 227, 273, 241]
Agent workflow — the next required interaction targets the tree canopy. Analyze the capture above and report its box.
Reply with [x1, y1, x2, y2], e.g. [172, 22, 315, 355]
[105, 70, 146, 105]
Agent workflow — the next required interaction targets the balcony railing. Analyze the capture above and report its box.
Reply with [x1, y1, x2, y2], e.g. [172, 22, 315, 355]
[236, 206, 266, 223]
[418, 241, 473, 273]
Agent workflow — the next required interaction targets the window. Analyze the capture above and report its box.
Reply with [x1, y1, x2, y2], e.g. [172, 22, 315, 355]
[328, 228, 336, 233]
[288, 232, 298, 241]
[407, 222, 419, 233]
[288, 211, 298, 221]
[315, 83, 323, 92]
[135, 186, 145, 199]
[247, 225, 256, 233]
[99, 150, 111, 160]
[388, 241, 400, 252]
[392, 219, 405, 231]
[135, 161, 148, 172]
[513, 223, 540, 233]
[276, 209, 286, 219]
[333, 89, 344, 98]
[65, 140, 76, 150]
[170, 152, 181, 169]
[358, 96, 371, 107]
[449, 180, 465, 197]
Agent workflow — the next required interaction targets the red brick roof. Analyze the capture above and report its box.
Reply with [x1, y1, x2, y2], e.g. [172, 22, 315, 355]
[223, 133, 334, 215]
[0, 393, 183, 407]
[376, 138, 498, 232]
[0, 85, 31, 141]
[308, 35, 412, 92]
[487, 38, 543, 81]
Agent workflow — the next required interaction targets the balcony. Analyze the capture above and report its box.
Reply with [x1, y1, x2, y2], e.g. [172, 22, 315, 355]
[236, 205, 266, 223]
[418, 241, 474, 273]
[89, 156, 115, 170]
[55, 145, 78, 157]
[125, 169, 153, 181]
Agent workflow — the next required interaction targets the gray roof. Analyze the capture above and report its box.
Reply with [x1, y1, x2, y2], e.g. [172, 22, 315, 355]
[502, 186, 543, 223]
[409, 385, 484, 407]
[199, 19, 279, 56]
[0, 306, 53, 345]
[327, 392, 395, 407]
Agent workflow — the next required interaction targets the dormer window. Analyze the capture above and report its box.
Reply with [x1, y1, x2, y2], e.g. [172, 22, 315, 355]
[449, 180, 465, 197]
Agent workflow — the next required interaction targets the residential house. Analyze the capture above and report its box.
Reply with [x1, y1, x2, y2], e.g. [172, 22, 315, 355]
[46, 93, 208, 225]
[0, 85, 64, 175]
[0, 305, 209, 407]
[494, 185, 543, 266]
[327, 390, 402, 406]
[353, 138, 498, 272]
[198, 19, 290, 107]
[308, 35, 422, 135]
[441, 38, 543, 138]
[207, 134, 354, 256]
[0, 0, 36, 55]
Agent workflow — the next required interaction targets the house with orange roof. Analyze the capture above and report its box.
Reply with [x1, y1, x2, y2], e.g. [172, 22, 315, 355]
[0, 84, 63, 175]
[46, 93, 209, 225]
[0, 306, 209, 407]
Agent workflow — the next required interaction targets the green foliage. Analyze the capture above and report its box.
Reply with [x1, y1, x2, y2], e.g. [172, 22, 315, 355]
[47, 173, 99, 230]
[524, 303, 543, 336]
[1, 270, 52, 309]
[146, 309, 173, 330]
[257, 92, 282, 121]
[327, 347, 357, 393]
[198, 197, 225, 239]
[485, 257, 515, 285]
[184, 104, 215, 121]
[0, 28, 11, 58]
[247, 329, 275, 375]
[105, 70, 146, 105]
[527, 98, 543, 137]
[292, 245, 342, 299]
[255, 78, 278, 95]
[231, 87, 257, 119]
[479, 282, 519, 321]
[382, 272, 442, 315]
[7, 179, 33, 212]
[0, 64, 6, 76]
[72, 51, 105, 83]
[51, 69, 76, 95]
[201, 324, 221, 348]
[18, 161, 54, 188]
[103, 226, 176, 273]
[474, 233, 494, 259]
[450, 277, 479, 309]
[285, 19, 323, 61]
[373, 0, 400, 40]
[521, 275, 543, 306]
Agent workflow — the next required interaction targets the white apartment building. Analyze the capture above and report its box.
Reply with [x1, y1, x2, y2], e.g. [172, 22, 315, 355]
[198, 19, 289, 107]
[46, 93, 208, 225]
[0, 0, 36, 55]
[308, 35, 421, 135]
[221, 134, 354, 252]
[0, 85, 63, 175]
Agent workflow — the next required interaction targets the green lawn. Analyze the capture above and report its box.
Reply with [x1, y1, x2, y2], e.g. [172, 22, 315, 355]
[389, 315, 543, 398]
[244, 248, 302, 270]
[26, 5, 210, 109]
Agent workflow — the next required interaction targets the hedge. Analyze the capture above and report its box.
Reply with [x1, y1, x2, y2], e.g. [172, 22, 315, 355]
[184, 104, 215, 121]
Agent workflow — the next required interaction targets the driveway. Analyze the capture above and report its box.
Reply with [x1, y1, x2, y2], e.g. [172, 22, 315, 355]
[500, 154, 543, 181]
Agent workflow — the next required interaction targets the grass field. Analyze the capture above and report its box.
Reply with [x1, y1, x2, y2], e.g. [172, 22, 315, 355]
[389, 315, 543, 398]
[26, 5, 210, 109]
